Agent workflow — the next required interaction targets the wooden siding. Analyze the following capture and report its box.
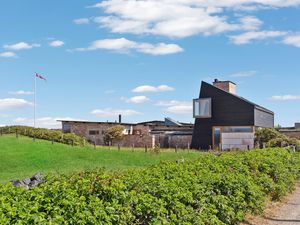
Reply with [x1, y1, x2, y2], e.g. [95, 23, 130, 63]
[191, 82, 255, 149]
[254, 108, 274, 128]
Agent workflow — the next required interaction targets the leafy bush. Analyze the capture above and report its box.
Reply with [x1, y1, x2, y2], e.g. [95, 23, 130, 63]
[256, 128, 300, 149]
[1, 149, 300, 224]
[0, 126, 86, 146]
[103, 125, 125, 145]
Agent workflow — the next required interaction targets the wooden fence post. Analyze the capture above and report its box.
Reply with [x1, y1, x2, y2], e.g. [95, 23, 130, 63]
[16, 130, 19, 139]
[52, 139, 54, 145]
[145, 145, 148, 153]
[118, 144, 120, 151]
[94, 142, 96, 150]
[131, 144, 134, 152]
[175, 145, 178, 153]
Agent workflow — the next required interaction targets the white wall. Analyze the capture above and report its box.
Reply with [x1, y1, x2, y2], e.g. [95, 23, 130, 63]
[222, 133, 254, 150]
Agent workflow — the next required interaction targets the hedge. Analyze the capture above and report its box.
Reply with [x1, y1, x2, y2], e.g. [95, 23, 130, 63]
[1, 148, 300, 224]
[0, 126, 86, 146]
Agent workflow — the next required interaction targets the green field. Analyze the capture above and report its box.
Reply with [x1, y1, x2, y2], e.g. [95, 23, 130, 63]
[0, 135, 201, 182]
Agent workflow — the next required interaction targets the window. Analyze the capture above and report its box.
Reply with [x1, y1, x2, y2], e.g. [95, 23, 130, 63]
[222, 127, 253, 133]
[213, 127, 221, 149]
[62, 123, 71, 133]
[89, 130, 100, 135]
[193, 98, 212, 118]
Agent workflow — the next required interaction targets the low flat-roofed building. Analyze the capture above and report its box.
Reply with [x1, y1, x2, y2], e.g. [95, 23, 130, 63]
[58, 117, 194, 148]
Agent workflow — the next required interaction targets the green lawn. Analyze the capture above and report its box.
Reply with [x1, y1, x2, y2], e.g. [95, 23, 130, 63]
[0, 135, 201, 182]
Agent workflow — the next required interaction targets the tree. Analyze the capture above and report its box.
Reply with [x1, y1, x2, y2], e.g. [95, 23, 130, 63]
[255, 128, 286, 145]
[104, 125, 125, 146]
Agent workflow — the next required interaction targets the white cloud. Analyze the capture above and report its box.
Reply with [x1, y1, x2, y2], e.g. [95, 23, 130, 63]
[230, 30, 287, 44]
[49, 40, 65, 47]
[283, 34, 300, 48]
[239, 16, 263, 31]
[137, 43, 184, 55]
[230, 70, 257, 77]
[3, 42, 40, 51]
[74, 38, 183, 55]
[0, 52, 17, 58]
[91, 108, 142, 117]
[74, 18, 90, 24]
[271, 95, 300, 101]
[132, 85, 174, 93]
[123, 96, 150, 104]
[9, 90, 34, 95]
[0, 98, 33, 111]
[13, 117, 83, 129]
[93, 2, 237, 38]
[156, 100, 192, 114]
[91, 0, 300, 39]
[0, 124, 6, 127]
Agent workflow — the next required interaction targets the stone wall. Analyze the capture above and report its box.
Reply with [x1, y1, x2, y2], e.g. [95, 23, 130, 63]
[155, 134, 192, 149]
[280, 131, 300, 140]
[120, 134, 153, 148]
[62, 121, 194, 148]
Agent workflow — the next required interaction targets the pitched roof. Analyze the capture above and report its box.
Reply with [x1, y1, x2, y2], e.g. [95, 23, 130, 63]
[202, 81, 274, 115]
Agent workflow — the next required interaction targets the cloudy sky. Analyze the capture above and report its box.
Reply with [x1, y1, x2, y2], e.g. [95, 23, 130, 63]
[1, 0, 300, 128]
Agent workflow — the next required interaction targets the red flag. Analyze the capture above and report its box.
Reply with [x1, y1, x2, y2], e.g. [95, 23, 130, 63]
[35, 73, 46, 81]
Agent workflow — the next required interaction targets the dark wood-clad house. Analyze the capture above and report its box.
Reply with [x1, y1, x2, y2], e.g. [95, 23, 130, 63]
[191, 79, 274, 150]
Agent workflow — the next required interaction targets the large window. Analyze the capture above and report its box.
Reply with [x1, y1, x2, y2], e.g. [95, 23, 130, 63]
[222, 127, 253, 133]
[193, 98, 212, 118]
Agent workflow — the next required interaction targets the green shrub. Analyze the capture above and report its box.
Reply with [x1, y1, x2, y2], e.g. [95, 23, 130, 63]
[256, 128, 300, 149]
[0, 126, 86, 146]
[0, 148, 300, 224]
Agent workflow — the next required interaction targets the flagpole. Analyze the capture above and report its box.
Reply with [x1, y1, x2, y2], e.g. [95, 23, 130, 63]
[34, 73, 36, 128]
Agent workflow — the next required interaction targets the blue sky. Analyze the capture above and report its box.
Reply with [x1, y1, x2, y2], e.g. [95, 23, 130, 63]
[0, 0, 300, 128]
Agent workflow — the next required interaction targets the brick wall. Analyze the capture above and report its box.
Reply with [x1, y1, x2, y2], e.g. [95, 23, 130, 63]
[213, 81, 236, 94]
[62, 121, 194, 148]
[120, 135, 153, 148]
[280, 131, 300, 140]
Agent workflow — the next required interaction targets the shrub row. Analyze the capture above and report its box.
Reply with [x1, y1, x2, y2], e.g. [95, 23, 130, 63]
[1, 148, 300, 224]
[256, 128, 300, 149]
[0, 126, 86, 146]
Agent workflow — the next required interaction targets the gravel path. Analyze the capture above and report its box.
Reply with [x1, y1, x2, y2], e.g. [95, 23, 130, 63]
[242, 183, 300, 225]
[265, 185, 300, 225]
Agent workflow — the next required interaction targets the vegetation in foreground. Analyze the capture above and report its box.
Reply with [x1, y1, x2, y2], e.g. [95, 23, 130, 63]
[0, 135, 200, 182]
[1, 148, 300, 225]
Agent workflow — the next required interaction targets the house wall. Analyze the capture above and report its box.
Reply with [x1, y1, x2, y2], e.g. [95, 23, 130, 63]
[63, 121, 134, 145]
[62, 121, 193, 148]
[154, 134, 192, 148]
[254, 108, 274, 128]
[191, 82, 255, 150]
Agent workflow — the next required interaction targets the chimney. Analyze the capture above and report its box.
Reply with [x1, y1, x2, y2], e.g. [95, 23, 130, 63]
[213, 79, 236, 94]
[118, 114, 122, 124]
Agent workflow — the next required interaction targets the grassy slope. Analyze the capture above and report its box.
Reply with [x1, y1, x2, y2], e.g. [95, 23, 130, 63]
[0, 135, 201, 182]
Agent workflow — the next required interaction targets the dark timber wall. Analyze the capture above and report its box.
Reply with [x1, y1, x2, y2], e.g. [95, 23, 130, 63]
[191, 82, 255, 149]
